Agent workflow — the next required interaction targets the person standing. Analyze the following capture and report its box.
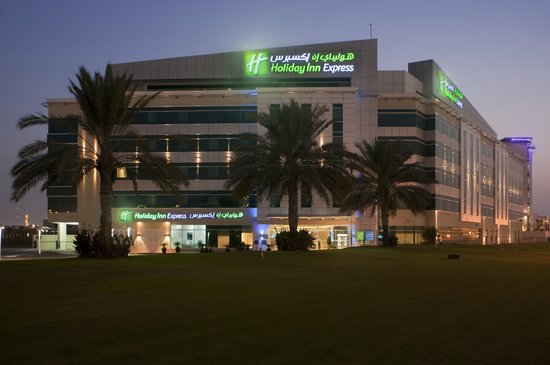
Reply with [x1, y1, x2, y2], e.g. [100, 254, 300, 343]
[260, 240, 267, 258]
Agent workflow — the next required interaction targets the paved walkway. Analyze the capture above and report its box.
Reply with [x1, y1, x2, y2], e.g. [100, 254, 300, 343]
[0, 248, 77, 261]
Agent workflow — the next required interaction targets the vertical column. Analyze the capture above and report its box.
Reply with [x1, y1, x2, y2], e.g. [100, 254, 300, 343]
[57, 223, 68, 250]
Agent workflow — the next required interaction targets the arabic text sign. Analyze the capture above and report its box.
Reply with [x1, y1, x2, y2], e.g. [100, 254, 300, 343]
[118, 209, 249, 222]
[245, 51, 356, 76]
[438, 71, 464, 109]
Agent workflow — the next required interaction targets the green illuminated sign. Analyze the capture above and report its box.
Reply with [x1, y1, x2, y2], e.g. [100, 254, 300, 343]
[244, 51, 269, 76]
[118, 210, 248, 222]
[119, 209, 133, 223]
[438, 71, 464, 109]
[244, 51, 355, 76]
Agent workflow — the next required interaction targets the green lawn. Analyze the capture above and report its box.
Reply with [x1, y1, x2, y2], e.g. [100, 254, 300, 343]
[1, 245, 550, 364]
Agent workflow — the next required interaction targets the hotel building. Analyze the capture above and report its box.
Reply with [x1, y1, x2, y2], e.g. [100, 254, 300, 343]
[46, 39, 532, 251]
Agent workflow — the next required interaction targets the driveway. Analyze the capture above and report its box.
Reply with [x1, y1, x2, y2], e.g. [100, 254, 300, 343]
[0, 248, 77, 261]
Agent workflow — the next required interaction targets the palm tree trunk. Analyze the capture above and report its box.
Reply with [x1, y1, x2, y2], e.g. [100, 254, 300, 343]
[99, 165, 114, 243]
[380, 205, 390, 247]
[288, 178, 299, 235]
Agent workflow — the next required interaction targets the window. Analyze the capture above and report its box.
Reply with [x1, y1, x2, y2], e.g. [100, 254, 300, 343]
[332, 104, 343, 144]
[301, 188, 312, 208]
[117, 167, 127, 179]
[270, 193, 280, 208]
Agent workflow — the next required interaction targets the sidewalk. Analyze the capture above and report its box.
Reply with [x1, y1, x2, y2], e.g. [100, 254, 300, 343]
[0, 248, 77, 261]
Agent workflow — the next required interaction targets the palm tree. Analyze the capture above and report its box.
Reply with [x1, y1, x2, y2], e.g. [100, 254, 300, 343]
[341, 139, 432, 246]
[11, 64, 189, 243]
[226, 99, 349, 241]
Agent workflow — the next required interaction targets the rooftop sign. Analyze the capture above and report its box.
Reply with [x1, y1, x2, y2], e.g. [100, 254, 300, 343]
[437, 71, 464, 109]
[244, 51, 355, 76]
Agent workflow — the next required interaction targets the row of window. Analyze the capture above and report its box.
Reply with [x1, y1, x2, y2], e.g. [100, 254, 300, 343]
[482, 204, 495, 217]
[380, 137, 454, 160]
[48, 118, 78, 133]
[377, 111, 459, 141]
[508, 176, 524, 205]
[48, 134, 78, 143]
[430, 195, 460, 213]
[118, 164, 231, 180]
[481, 184, 495, 198]
[134, 106, 257, 124]
[333, 104, 343, 144]
[437, 144, 460, 164]
[147, 78, 352, 91]
[111, 135, 253, 153]
[113, 191, 255, 208]
[509, 210, 524, 220]
[509, 159, 524, 175]
[434, 168, 460, 189]
[269, 191, 331, 208]
[481, 141, 494, 159]
[48, 197, 77, 213]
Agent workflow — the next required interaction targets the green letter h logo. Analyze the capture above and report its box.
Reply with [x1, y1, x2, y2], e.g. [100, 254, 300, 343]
[244, 51, 268, 76]
[119, 209, 133, 223]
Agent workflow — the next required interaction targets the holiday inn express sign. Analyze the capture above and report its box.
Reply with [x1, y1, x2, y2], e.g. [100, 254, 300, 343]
[437, 70, 464, 109]
[117, 208, 255, 223]
[244, 50, 356, 76]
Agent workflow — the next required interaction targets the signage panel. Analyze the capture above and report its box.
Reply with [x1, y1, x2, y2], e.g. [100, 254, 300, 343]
[245, 50, 356, 77]
[436, 70, 464, 109]
[117, 208, 256, 223]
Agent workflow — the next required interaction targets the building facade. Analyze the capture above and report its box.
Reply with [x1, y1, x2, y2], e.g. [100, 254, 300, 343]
[46, 39, 532, 251]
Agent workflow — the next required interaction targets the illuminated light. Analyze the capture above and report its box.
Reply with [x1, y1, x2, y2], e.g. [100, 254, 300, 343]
[245, 51, 355, 77]
[438, 71, 464, 109]
[117, 167, 127, 178]
[244, 52, 269, 76]
[508, 138, 532, 142]
[120, 209, 254, 222]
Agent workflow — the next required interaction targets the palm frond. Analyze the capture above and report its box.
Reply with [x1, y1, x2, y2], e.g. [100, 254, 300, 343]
[341, 138, 433, 224]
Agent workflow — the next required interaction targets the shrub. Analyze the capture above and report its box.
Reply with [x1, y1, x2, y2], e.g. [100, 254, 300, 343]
[73, 229, 133, 258]
[112, 234, 133, 257]
[74, 230, 93, 257]
[421, 227, 438, 245]
[275, 229, 316, 251]
[382, 235, 399, 247]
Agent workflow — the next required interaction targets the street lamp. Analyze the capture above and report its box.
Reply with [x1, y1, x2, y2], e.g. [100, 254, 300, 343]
[0, 226, 4, 261]
[435, 210, 439, 248]
[38, 227, 41, 255]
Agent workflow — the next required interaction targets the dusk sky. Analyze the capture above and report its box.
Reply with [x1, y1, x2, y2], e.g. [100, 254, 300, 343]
[1, 0, 548, 226]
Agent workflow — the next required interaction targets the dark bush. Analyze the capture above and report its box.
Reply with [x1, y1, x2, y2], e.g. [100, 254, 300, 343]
[73, 229, 133, 258]
[74, 230, 93, 257]
[275, 229, 315, 251]
[382, 235, 399, 247]
[421, 227, 438, 245]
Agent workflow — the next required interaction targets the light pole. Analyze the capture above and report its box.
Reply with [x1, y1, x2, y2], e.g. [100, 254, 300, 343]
[0, 226, 4, 261]
[435, 210, 439, 248]
[38, 228, 41, 255]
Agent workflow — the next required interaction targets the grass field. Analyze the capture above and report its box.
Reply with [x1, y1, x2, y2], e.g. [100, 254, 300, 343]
[1, 244, 550, 364]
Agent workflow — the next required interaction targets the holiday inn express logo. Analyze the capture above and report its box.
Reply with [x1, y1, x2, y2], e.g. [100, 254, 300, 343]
[244, 50, 355, 77]
[116, 208, 252, 222]
[437, 71, 464, 109]
[244, 51, 269, 76]
[118, 209, 133, 223]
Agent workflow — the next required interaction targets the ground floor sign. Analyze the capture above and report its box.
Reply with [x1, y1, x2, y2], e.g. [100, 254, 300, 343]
[117, 208, 255, 224]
